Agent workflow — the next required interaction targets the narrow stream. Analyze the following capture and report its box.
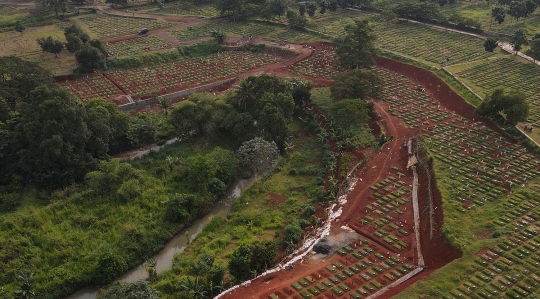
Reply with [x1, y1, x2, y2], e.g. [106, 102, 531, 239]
[65, 176, 254, 299]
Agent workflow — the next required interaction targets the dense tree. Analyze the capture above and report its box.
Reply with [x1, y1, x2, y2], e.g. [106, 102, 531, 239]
[330, 69, 383, 100]
[378, 9, 397, 26]
[106, 0, 128, 7]
[164, 193, 191, 223]
[93, 249, 128, 285]
[15, 85, 96, 188]
[89, 39, 108, 56]
[75, 45, 106, 71]
[237, 137, 279, 173]
[491, 6, 506, 27]
[215, 0, 249, 21]
[127, 115, 157, 148]
[319, 0, 328, 14]
[211, 29, 226, 44]
[298, 3, 306, 15]
[261, 0, 288, 19]
[228, 244, 252, 281]
[527, 34, 540, 61]
[306, 2, 317, 16]
[85, 98, 130, 152]
[65, 33, 83, 53]
[228, 241, 276, 281]
[64, 23, 90, 43]
[329, 99, 370, 132]
[393, 1, 443, 22]
[207, 147, 239, 183]
[508, 0, 527, 20]
[37, 36, 64, 57]
[511, 29, 528, 53]
[14, 21, 25, 33]
[0, 57, 53, 110]
[37, 0, 68, 16]
[476, 88, 529, 125]
[186, 154, 219, 192]
[231, 75, 287, 113]
[286, 9, 307, 28]
[328, 0, 338, 11]
[100, 281, 160, 299]
[484, 37, 498, 52]
[336, 19, 377, 69]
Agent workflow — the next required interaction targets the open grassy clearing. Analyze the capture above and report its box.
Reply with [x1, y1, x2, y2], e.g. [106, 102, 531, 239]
[104, 35, 175, 57]
[448, 55, 540, 125]
[0, 4, 31, 28]
[376, 67, 540, 299]
[371, 0, 540, 35]
[0, 23, 65, 57]
[442, 1, 540, 35]
[0, 23, 77, 75]
[76, 14, 178, 39]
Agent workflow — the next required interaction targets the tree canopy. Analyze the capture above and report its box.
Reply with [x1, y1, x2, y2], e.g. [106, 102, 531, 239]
[476, 88, 529, 125]
[330, 69, 383, 101]
[336, 19, 377, 70]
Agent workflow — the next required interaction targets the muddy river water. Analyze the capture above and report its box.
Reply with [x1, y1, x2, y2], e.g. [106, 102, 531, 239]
[64, 172, 254, 299]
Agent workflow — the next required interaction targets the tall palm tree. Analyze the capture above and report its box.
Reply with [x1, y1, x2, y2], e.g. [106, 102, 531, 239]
[180, 276, 208, 299]
[15, 272, 35, 299]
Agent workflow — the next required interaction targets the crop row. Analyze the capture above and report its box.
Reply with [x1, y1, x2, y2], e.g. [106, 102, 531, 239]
[167, 21, 277, 41]
[77, 14, 178, 39]
[455, 57, 540, 124]
[106, 51, 283, 96]
[104, 35, 174, 57]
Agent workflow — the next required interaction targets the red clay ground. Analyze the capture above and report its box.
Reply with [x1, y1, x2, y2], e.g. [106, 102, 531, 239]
[219, 56, 476, 299]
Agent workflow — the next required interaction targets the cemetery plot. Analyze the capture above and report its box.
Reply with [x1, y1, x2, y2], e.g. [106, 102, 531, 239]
[137, 2, 219, 18]
[57, 73, 125, 102]
[454, 57, 540, 124]
[276, 238, 415, 299]
[287, 45, 344, 78]
[376, 62, 540, 299]
[78, 15, 178, 39]
[107, 51, 283, 97]
[377, 68, 540, 214]
[167, 21, 277, 41]
[104, 35, 175, 57]
[374, 21, 493, 66]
